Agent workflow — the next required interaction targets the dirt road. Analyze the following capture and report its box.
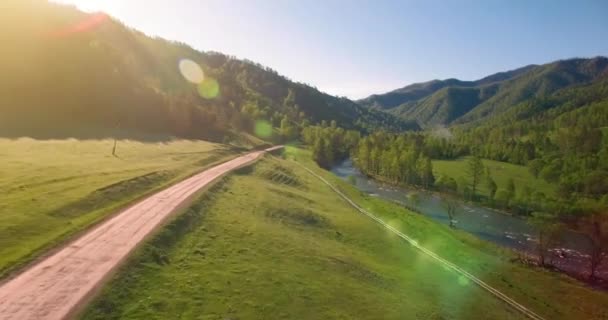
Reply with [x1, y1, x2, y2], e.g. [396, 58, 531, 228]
[0, 146, 281, 320]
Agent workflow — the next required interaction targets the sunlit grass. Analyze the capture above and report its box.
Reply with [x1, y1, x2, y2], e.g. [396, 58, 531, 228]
[0, 138, 238, 277]
[82, 150, 608, 319]
[433, 157, 556, 197]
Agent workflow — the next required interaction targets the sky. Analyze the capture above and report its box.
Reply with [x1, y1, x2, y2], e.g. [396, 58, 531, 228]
[53, 0, 608, 99]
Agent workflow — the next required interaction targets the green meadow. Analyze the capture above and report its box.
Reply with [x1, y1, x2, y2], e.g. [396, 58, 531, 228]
[82, 148, 608, 320]
[0, 138, 241, 277]
[433, 157, 556, 198]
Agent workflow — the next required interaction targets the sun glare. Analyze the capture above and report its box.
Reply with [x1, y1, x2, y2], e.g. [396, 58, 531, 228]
[179, 59, 205, 84]
[52, 0, 117, 13]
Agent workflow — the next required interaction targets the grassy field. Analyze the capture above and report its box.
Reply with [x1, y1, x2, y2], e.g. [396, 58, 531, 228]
[82, 148, 608, 320]
[433, 157, 556, 198]
[0, 138, 241, 277]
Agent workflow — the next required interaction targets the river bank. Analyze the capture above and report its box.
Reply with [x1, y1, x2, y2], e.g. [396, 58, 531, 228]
[331, 158, 607, 286]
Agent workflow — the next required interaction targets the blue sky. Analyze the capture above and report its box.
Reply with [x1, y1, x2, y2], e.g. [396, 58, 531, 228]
[55, 0, 608, 98]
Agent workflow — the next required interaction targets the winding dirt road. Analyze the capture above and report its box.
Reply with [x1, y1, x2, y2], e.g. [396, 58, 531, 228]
[0, 146, 281, 320]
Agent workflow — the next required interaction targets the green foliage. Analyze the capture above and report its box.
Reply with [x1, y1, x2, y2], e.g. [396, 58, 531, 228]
[436, 175, 458, 192]
[353, 131, 435, 188]
[528, 159, 545, 178]
[302, 125, 360, 168]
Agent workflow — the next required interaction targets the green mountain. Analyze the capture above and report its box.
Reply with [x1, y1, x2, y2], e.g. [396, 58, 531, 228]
[358, 65, 536, 111]
[359, 58, 608, 127]
[0, 0, 416, 141]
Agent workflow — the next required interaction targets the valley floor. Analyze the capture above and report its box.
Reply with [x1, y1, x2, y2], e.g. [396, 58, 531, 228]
[82, 148, 608, 320]
[0, 138, 240, 278]
[432, 157, 556, 199]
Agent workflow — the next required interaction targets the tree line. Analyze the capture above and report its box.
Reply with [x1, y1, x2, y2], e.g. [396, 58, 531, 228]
[303, 128, 606, 280]
[301, 122, 360, 168]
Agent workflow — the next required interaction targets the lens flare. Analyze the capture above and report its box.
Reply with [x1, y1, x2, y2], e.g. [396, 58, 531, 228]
[50, 12, 108, 37]
[178, 59, 204, 84]
[458, 275, 470, 286]
[254, 120, 273, 138]
[386, 219, 403, 239]
[197, 77, 220, 99]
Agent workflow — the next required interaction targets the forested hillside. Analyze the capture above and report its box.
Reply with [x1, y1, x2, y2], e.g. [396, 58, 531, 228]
[347, 68, 608, 216]
[359, 58, 608, 127]
[0, 0, 415, 142]
[304, 58, 608, 281]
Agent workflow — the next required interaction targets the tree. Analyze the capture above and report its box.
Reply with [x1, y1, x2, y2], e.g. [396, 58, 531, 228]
[518, 185, 533, 215]
[528, 159, 545, 178]
[578, 210, 608, 280]
[506, 178, 516, 205]
[457, 177, 472, 200]
[529, 212, 562, 267]
[466, 156, 484, 200]
[111, 122, 120, 157]
[279, 116, 296, 142]
[485, 175, 497, 200]
[312, 139, 326, 167]
[407, 192, 421, 209]
[540, 160, 562, 183]
[443, 197, 459, 228]
[495, 189, 511, 209]
[436, 175, 457, 193]
[419, 157, 435, 188]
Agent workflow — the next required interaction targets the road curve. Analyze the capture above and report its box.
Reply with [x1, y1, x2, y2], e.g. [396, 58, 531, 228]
[0, 146, 282, 320]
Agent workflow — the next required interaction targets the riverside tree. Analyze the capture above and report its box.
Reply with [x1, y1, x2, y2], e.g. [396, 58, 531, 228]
[466, 156, 484, 200]
[529, 212, 562, 267]
[443, 197, 459, 228]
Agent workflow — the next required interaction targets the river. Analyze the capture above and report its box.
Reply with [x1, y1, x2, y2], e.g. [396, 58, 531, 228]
[331, 158, 607, 281]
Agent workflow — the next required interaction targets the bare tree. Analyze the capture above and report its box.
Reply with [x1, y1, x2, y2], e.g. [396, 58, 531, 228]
[111, 122, 120, 157]
[578, 212, 608, 280]
[112, 138, 118, 157]
[443, 197, 459, 228]
[407, 192, 421, 208]
[529, 212, 562, 267]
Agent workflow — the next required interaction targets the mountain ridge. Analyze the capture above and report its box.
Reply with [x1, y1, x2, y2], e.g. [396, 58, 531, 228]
[359, 57, 608, 127]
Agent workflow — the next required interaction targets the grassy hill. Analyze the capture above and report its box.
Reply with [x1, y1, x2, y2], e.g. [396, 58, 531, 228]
[0, 0, 415, 142]
[81, 149, 608, 319]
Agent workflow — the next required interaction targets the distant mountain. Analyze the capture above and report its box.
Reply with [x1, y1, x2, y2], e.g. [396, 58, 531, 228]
[359, 58, 608, 127]
[0, 0, 416, 141]
[358, 65, 536, 110]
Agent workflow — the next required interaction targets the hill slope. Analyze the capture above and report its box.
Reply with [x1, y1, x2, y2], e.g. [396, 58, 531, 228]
[0, 0, 416, 141]
[360, 58, 608, 127]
